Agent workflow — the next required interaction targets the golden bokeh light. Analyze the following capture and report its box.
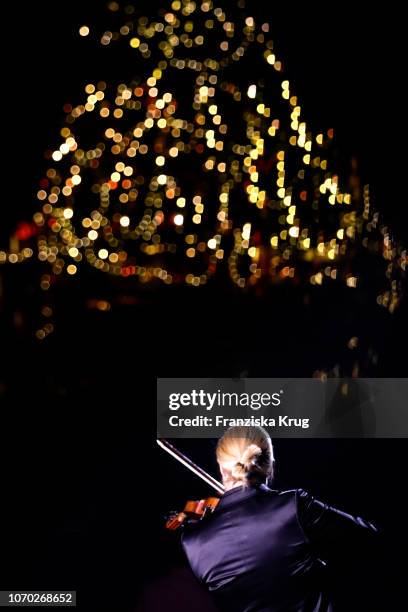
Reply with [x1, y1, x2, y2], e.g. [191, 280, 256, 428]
[0, 0, 405, 341]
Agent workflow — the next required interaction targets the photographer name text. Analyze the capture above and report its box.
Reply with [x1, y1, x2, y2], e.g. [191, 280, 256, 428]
[167, 415, 310, 429]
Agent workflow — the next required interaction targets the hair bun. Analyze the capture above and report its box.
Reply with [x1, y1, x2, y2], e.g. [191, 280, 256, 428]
[231, 444, 263, 481]
[239, 444, 262, 470]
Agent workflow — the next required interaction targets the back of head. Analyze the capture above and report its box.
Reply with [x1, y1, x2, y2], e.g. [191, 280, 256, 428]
[216, 426, 274, 488]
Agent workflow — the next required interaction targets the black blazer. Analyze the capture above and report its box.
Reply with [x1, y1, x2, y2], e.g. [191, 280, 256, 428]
[181, 484, 378, 612]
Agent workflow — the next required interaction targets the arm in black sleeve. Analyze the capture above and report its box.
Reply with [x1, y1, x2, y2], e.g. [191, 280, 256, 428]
[296, 488, 379, 559]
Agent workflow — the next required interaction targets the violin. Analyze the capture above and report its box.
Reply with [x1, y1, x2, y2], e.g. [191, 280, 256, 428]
[157, 439, 225, 530]
[165, 496, 220, 530]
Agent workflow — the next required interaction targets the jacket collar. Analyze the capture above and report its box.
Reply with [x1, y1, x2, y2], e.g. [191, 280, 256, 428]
[217, 483, 272, 509]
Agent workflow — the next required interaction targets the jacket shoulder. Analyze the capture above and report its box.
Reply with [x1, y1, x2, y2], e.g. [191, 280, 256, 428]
[269, 487, 303, 500]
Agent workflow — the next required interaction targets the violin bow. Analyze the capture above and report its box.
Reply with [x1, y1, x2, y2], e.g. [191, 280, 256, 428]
[157, 439, 225, 495]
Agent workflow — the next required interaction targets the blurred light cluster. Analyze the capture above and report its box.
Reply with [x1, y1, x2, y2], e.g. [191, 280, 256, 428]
[0, 0, 406, 339]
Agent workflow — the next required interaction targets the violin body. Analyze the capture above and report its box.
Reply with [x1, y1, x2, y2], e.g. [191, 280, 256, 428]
[166, 496, 220, 530]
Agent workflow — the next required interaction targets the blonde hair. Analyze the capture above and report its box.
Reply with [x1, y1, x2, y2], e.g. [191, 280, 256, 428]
[216, 426, 274, 488]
